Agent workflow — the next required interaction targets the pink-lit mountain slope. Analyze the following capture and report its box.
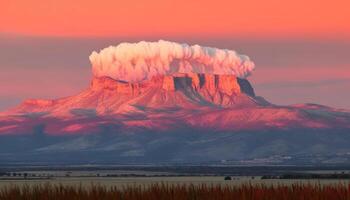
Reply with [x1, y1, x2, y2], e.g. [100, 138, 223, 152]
[1, 73, 349, 135]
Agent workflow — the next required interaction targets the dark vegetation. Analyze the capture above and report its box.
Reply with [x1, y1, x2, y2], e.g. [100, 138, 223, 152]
[1, 183, 350, 200]
[3, 166, 350, 181]
[262, 173, 350, 179]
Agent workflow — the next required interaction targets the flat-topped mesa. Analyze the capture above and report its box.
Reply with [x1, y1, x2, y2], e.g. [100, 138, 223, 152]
[91, 73, 256, 98]
[89, 73, 257, 108]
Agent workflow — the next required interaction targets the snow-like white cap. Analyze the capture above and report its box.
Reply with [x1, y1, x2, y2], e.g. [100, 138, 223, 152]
[89, 40, 255, 82]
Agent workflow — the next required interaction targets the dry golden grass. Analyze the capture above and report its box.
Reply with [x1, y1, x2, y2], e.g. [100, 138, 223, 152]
[1, 183, 350, 200]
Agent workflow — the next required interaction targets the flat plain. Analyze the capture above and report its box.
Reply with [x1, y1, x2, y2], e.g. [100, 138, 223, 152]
[1, 176, 350, 188]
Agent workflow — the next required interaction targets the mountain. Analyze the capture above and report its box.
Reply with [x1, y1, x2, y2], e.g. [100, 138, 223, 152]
[2, 73, 349, 134]
[1, 72, 350, 165]
[1, 38, 350, 165]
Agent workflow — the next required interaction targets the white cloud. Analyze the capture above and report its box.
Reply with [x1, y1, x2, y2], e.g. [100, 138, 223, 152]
[89, 40, 255, 82]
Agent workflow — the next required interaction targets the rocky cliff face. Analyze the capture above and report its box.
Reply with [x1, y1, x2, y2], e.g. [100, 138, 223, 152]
[89, 73, 258, 108]
[90, 73, 254, 96]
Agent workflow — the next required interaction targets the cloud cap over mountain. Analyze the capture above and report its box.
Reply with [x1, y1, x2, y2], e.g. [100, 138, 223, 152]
[89, 40, 255, 82]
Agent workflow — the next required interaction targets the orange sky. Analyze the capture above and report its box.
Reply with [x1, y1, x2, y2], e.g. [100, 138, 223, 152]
[1, 0, 350, 38]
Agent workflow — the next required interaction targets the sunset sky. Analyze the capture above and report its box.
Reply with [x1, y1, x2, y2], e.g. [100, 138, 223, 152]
[0, 0, 349, 110]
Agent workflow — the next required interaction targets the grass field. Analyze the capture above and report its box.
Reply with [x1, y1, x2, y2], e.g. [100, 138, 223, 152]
[1, 177, 350, 199]
[1, 181, 350, 200]
[2, 176, 350, 187]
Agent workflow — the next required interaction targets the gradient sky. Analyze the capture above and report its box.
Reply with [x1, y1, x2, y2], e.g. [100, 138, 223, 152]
[0, 0, 350, 110]
[2, 0, 350, 38]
